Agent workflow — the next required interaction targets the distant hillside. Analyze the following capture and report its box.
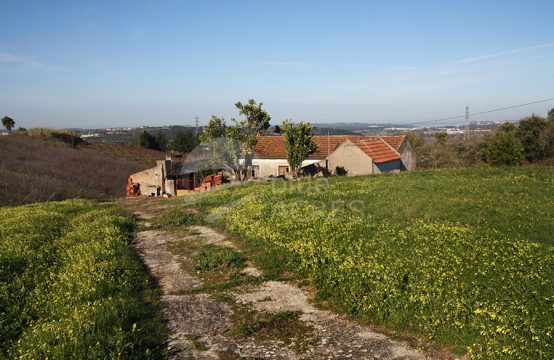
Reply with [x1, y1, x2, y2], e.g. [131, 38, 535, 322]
[0, 135, 156, 206]
[85, 142, 167, 166]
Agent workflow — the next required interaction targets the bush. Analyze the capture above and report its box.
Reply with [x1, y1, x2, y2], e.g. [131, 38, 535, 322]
[28, 127, 54, 137]
[50, 131, 84, 147]
[487, 131, 523, 166]
[517, 115, 548, 162]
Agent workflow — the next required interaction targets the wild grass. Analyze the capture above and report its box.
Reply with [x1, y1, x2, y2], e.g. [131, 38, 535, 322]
[156, 208, 193, 227]
[0, 135, 149, 206]
[183, 165, 554, 359]
[230, 310, 303, 337]
[0, 200, 165, 359]
[193, 245, 246, 271]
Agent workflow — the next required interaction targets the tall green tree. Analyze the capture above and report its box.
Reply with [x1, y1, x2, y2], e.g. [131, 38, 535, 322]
[282, 120, 319, 178]
[234, 100, 271, 178]
[487, 127, 523, 166]
[516, 114, 547, 162]
[134, 131, 162, 150]
[2, 116, 15, 133]
[169, 129, 199, 153]
[155, 131, 168, 151]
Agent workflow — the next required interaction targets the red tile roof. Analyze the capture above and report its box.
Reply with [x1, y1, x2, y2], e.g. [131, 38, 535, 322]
[350, 139, 401, 164]
[254, 135, 405, 160]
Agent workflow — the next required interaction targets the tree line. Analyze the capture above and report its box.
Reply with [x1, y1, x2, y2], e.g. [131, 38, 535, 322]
[133, 128, 200, 153]
[408, 108, 554, 168]
[133, 99, 318, 181]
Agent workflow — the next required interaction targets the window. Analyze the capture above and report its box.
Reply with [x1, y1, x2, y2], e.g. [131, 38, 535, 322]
[251, 165, 260, 178]
[278, 165, 290, 176]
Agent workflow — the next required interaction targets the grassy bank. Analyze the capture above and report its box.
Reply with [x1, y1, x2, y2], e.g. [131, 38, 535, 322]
[0, 200, 164, 359]
[182, 166, 554, 359]
[0, 135, 151, 206]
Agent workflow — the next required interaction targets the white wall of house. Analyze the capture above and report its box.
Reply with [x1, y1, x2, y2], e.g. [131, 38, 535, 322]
[252, 159, 320, 177]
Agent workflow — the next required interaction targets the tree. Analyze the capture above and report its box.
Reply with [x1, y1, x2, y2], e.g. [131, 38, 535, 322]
[405, 131, 425, 149]
[2, 116, 15, 133]
[274, 125, 282, 134]
[200, 116, 226, 143]
[497, 122, 517, 133]
[155, 131, 168, 151]
[234, 99, 271, 178]
[487, 130, 523, 166]
[282, 120, 319, 178]
[434, 131, 448, 145]
[135, 131, 162, 150]
[169, 129, 199, 153]
[548, 107, 554, 122]
[199, 115, 246, 181]
[516, 114, 547, 162]
[198, 100, 271, 182]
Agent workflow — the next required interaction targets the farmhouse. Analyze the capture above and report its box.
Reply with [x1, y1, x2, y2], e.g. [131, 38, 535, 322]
[252, 135, 415, 177]
[127, 155, 224, 197]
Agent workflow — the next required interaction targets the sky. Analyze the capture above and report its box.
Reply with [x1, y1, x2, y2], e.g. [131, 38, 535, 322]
[1, 0, 553, 129]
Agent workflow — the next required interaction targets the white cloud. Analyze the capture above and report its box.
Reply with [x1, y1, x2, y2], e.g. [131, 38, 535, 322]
[0, 51, 45, 67]
[449, 43, 554, 65]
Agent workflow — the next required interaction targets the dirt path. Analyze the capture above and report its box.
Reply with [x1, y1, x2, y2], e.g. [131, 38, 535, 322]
[131, 202, 440, 360]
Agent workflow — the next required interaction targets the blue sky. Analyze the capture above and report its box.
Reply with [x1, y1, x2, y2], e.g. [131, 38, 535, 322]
[1, 0, 553, 128]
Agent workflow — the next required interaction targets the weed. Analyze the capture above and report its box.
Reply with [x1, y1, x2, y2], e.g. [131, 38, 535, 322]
[185, 335, 210, 351]
[229, 309, 317, 353]
[231, 310, 301, 337]
[157, 208, 192, 226]
[193, 245, 245, 271]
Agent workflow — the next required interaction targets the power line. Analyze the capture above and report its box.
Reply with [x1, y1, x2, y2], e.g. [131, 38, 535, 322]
[408, 97, 554, 126]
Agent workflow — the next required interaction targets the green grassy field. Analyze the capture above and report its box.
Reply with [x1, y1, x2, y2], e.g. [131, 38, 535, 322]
[0, 200, 164, 359]
[181, 166, 554, 359]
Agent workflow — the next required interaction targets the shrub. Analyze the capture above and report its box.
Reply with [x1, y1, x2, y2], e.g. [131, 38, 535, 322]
[517, 114, 548, 163]
[28, 127, 54, 137]
[487, 131, 523, 166]
[50, 131, 84, 147]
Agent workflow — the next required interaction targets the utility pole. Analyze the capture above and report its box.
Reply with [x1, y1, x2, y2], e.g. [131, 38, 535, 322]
[464, 103, 470, 140]
[194, 115, 199, 137]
